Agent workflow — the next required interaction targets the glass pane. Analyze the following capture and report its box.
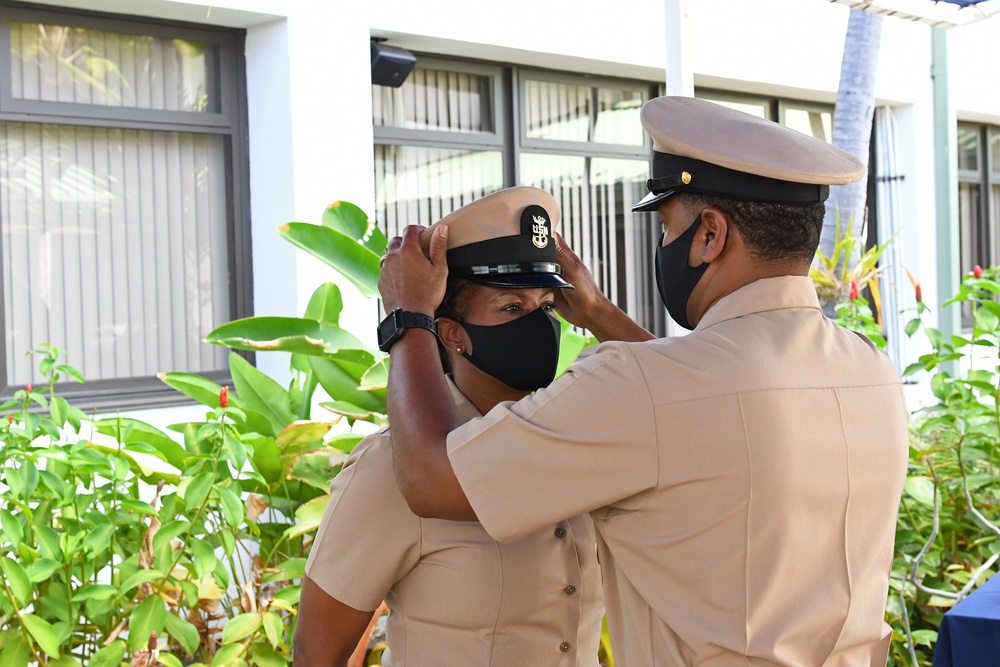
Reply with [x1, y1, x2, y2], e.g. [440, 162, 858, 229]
[990, 130, 1000, 178]
[372, 67, 494, 133]
[524, 79, 645, 146]
[519, 153, 662, 333]
[699, 96, 769, 120]
[374, 145, 503, 237]
[957, 125, 980, 172]
[10, 22, 211, 112]
[784, 108, 832, 142]
[0, 122, 229, 385]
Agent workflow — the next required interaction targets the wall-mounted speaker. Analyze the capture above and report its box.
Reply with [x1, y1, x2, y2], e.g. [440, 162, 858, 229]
[371, 40, 417, 88]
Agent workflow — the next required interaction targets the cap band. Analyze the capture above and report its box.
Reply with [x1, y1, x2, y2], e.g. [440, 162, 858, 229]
[454, 261, 563, 277]
[650, 152, 830, 204]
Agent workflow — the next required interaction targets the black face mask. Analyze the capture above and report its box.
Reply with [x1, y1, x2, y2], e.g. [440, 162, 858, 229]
[459, 307, 561, 392]
[655, 214, 709, 330]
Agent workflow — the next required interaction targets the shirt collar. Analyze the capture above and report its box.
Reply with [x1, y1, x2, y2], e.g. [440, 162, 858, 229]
[445, 375, 483, 421]
[694, 276, 821, 331]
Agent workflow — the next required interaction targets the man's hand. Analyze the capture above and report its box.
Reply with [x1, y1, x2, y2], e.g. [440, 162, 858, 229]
[552, 233, 613, 330]
[553, 233, 655, 343]
[379, 224, 449, 316]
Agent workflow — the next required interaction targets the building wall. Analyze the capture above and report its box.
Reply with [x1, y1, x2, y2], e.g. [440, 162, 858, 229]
[33, 0, 1000, 421]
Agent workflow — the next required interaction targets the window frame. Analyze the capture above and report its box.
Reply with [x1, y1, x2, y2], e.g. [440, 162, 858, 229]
[0, 2, 252, 411]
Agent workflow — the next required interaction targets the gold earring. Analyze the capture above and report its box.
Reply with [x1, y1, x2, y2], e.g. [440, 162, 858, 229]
[456, 347, 463, 353]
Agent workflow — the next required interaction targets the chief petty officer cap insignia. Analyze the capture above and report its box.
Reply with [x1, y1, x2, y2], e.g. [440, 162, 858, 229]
[631, 96, 866, 212]
[418, 186, 571, 289]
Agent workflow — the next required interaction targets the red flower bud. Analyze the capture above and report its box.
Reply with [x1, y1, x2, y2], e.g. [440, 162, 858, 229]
[914, 282, 922, 304]
[974, 265, 984, 279]
[25, 384, 31, 393]
[220, 386, 229, 408]
[849, 280, 859, 301]
[7, 415, 13, 424]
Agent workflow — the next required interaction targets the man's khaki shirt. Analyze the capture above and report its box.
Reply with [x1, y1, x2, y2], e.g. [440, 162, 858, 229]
[448, 276, 909, 666]
[306, 378, 603, 667]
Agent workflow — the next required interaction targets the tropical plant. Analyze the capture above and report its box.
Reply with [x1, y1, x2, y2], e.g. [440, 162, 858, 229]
[884, 264, 1000, 666]
[811, 210, 892, 312]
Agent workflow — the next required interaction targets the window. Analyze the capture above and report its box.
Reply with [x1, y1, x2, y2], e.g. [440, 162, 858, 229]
[957, 123, 1000, 327]
[697, 89, 834, 143]
[372, 58, 662, 334]
[0, 5, 250, 408]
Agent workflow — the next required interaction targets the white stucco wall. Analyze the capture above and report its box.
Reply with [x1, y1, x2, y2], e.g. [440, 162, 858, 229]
[34, 0, 1000, 424]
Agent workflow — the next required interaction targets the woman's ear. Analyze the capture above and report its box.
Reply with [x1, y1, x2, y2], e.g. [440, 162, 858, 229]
[697, 207, 730, 263]
[437, 318, 471, 355]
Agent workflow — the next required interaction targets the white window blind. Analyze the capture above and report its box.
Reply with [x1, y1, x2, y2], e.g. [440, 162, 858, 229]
[0, 122, 229, 386]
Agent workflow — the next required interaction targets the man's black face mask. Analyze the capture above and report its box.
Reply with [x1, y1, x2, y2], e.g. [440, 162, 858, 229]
[655, 214, 709, 330]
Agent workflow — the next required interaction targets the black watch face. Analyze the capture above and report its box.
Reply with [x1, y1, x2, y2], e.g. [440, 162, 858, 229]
[378, 311, 400, 349]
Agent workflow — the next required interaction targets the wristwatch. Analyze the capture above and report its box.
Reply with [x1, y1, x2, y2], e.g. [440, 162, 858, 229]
[377, 308, 437, 352]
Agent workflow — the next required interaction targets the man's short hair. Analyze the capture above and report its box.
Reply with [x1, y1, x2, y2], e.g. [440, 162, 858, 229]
[679, 193, 825, 265]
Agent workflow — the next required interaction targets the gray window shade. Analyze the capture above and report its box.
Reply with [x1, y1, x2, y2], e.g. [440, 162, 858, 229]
[373, 66, 493, 133]
[0, 121, 229, 385]
[10, 21, 211, 112]
[523, 78, 644, 146]
[374, 145, 503, 237]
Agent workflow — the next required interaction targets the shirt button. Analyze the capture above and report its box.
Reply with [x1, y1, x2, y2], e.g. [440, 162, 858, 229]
[564, 585, 577, 596]
[554, 526, 567, 538]
[560, 642, 571, 653]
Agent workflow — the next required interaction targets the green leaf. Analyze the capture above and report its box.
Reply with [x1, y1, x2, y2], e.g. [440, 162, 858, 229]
[153, 519, 191, 552]
[303, 282, 345, 325]
[222, 613, 261, 645]
[321, 200, 388, 255]
[181, 472, 215, 510]
[72, 584, 117, 601]
[904, 318, 921, 337]
[128, 594, 167, 654]
[119, 569, 165, 594]
[275, 421, 332, 452]
[904, 477, 936, 508]
[87, 640, 126, 667]
[279, 223, 381, 297]
[0, 509, 23, 549]
[309, 357, 385, 414]
[224, 434, 248, 473]
[93, 418, 188, 471]
[0, 635, 29, 667]
[83, 523, 114, 555]
[26, 558, 61, 583]
[0, 557, 31, 605]
[191, 538, 218, 579]
[229, 353, 295, 435]
[211, 643, 245, 666]
[21, 614, 60, 656]
[164, 612, 201, 656]
[35, 526, 63, 561]
[246, 435, 282, 484]
[319, 401, 385, 424]
[284, 497, 329, 540]
[261, 611, 283, 648]
[359, 358, 388, 391]
[47, 656, 81, 667]
[206, 317, 366, 357]
[217, 486, 245, 529]
[37, 470, 67, 499]
[157, 653, 185, 667]
[249, 643, 287, 667]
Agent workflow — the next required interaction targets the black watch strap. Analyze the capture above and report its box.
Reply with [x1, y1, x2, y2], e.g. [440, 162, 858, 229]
[377, 308, 438, 353]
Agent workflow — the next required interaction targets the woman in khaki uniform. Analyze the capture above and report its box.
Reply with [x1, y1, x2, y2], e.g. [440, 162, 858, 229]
[294, 187, 603, 667]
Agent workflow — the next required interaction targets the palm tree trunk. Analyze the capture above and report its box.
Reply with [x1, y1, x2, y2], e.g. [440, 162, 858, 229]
[819, 8, 884, 284]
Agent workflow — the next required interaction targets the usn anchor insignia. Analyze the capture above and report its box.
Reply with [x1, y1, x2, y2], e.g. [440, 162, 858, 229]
[531, 214, 549, 249]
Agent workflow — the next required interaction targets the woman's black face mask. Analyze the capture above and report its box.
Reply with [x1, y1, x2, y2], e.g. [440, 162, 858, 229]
[458, 307, 561, 392]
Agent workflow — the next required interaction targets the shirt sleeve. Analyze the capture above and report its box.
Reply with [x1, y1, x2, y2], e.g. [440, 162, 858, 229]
[305, 431, 421, 611]
[447, 342, 659, 543]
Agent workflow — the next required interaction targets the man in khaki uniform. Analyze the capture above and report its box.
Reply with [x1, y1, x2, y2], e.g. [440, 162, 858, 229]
[378, 96, 909, 666]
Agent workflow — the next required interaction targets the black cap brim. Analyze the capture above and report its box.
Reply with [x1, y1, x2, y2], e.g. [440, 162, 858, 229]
[467, 273, 573, 289]
[631, 188, 677, 212]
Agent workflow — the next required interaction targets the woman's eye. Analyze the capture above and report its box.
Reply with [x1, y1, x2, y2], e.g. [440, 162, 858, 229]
[542, 303, 555, 312]
[501, 303, 521, 312]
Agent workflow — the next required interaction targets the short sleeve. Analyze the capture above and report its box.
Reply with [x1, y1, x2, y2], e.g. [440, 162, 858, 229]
[447, 342, 658, 543]
[305, 431, 421, 611]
